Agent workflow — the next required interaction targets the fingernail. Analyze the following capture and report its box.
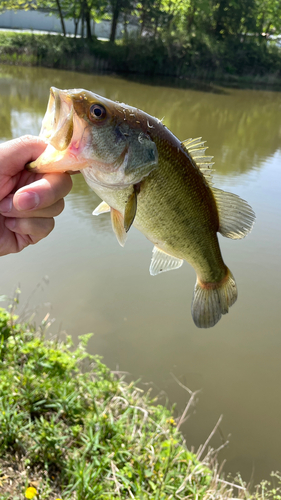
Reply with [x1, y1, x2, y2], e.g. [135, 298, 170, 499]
[5, 218, 16, 230]
[16, 191, 40, 211]
[0, 195, 13, 213]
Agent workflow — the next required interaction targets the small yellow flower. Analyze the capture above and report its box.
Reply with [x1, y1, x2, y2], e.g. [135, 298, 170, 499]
[103, 413, 107, 418]
[25, 487, 37, 499]
[166, 417, 176, 425]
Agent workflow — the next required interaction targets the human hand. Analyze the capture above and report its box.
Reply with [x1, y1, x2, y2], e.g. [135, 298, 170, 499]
[0, 135, 73, 256]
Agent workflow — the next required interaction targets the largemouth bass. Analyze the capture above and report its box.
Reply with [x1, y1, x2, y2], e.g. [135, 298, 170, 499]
[27, 87, 255, 328]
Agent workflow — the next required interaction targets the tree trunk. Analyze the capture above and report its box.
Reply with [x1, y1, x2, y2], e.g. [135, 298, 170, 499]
[81, 3, 85, 38]
[110, 0, 121, 43]
[55, 0, 66, 36]
[153, 17, 159, 39]
[186, 5, 196, 33]
[74, 18, 80, 38]
[84, 0, 92, 39]
[123, 10, 129, 40]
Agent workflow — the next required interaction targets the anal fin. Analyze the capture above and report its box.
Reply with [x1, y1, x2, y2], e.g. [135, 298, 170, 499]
[150, 246, 183, 276]
[111, 208, 127, 247]
[92, 201, 111, 216]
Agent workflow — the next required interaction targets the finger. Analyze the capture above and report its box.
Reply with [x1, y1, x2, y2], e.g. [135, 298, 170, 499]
[0, 173, 72, 214]
[0, 197, 65, 218]
[0, 135, 47, 175]
[5, 217, 55, 244]
[14, 173, 72, 211]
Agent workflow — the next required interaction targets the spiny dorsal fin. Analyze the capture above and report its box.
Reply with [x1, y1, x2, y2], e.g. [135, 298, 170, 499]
[111, 208, 127, 247]
[92, 201, 111, 216]
[212, 188, 255, 239]
[149, 246, 183, 276]
[181, 137, 214, 186]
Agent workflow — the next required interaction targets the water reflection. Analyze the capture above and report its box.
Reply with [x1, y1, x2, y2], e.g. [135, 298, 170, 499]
[1, 64, 281, 177]
[69, 174, 112, 233]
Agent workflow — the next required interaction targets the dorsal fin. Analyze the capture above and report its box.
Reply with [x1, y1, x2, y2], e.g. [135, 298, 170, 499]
[182, 138, 255, 238]
[149, 246, 183, 276]
[181, 137, 214, 186]
[212, 188, 255, 239]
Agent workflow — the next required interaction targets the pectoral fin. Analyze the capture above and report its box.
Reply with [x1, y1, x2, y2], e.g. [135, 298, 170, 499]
[124, 184, 140, 233]
[150, 246, 183, 276]
[111, 208, 127, 247]
[92, 201, 111, 216]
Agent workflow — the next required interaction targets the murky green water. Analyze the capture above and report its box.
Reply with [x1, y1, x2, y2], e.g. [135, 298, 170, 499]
[1, 64, 281, 483]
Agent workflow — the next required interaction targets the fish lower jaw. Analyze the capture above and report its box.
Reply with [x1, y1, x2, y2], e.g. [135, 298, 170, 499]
[27, 143, 89, 173]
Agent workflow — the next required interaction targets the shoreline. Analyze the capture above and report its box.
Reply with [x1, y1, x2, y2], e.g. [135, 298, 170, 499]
[0, 30, 281, 91]
[1, 304, 280, 499]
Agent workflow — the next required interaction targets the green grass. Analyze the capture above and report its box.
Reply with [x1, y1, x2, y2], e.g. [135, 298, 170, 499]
[1, 299, 281, 499]
[0, 301, 213, 499]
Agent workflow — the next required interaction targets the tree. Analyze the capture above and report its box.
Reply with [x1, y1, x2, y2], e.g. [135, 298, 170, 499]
[55, 0, 66, 35]
[212, 0, 256, 39]
[255, 0, 281, 40]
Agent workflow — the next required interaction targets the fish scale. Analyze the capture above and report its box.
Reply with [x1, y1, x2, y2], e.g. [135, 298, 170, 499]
[128, 123, 225, 284]
[27, 87, 255, 328]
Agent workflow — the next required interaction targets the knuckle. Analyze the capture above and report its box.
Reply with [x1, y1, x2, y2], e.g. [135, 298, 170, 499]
[65, 173, 73, 191]
[54, 199, 65, 216]
[36, 218, 55, 238]
[17, 135, 35, 146]
[17, 217, 55, 238]
[46, 218, 55, 235]
[56, 173, 73, 198]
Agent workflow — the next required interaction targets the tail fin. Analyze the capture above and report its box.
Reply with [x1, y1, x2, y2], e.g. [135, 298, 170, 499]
[191, 268, 237, 328]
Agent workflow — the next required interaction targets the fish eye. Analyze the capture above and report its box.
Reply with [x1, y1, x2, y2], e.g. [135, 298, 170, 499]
[89, 104, 106, 120]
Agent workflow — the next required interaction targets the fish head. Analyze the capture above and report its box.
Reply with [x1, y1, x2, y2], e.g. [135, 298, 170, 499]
[27, 87, 158, 188]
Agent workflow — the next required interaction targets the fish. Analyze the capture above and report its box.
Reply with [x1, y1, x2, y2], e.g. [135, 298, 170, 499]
[27, 87, 255, 328]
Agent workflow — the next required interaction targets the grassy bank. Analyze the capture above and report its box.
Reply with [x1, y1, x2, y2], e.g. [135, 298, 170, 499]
[1, 302, 281, 499]
[0, 31, 281, 87]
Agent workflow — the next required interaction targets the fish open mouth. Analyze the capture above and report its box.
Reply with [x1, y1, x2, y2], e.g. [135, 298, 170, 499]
[40, 87, 74, 151]
[26, 87, 86, 173]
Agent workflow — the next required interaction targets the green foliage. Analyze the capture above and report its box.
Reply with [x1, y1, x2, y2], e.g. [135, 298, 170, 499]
[2, 0, 281, 79]
[0, 308, 11, 352]
[1, 30, 281, 82]
[0, 307, 213, 499]
[1, 306, 281, 498]
[3, 0, 281, 46]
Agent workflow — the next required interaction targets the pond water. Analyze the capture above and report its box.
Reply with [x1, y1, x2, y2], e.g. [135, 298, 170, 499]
[1, 64, 281, 484]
